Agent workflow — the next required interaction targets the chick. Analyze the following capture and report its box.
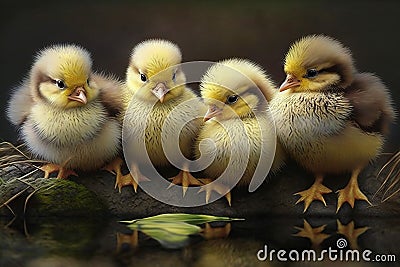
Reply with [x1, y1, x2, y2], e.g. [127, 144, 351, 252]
[195, 58, 286, 205]
[7, 44, 123, 179]
[121, 39, 206, 193]
[269, 35, 395, 212]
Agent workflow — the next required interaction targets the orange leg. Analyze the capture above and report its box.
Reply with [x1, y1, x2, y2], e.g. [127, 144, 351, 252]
[40, 163, 78, 179]
[103, 158, 149, 193]
[336, 167, 372, 212]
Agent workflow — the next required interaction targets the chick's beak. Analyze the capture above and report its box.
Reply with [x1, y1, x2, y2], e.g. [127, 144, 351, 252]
[68, 86, 87, 104]
[279, 74, 301, 92]
[204, 105, 222, 122]
[152, 82, 169, 103]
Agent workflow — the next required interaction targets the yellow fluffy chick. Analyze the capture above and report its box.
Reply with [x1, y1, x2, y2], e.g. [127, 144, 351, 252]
[121, 39, 206, 193]
[269, 35, 395, 212]
[7, 44, 123, 179]
[195, 58, 286, 205]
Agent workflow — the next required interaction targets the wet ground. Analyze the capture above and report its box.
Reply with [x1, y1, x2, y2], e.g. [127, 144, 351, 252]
[1, 153, 399, 266]
[1, 216, 399, 267]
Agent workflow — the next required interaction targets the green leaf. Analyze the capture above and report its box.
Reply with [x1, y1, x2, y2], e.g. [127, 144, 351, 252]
[128, 221, 202, 236]
[120, 213, 244, 225]
[137, 228, 190, 249]
[127, 222, 201, 249]
[119, 213, 244, 249]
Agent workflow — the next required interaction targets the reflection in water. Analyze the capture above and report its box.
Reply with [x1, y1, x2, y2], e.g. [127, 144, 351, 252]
[293, 220, 330, 250]
[336, 220, 369, 250]
[116, 231, 139, 253]
[201, 222, 231, 240]
[115, 222, 231, 252]
[1, 217, 399, 266]
[292, 219, 370, 251]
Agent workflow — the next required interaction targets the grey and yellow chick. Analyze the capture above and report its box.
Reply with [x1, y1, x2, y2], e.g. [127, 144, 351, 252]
[269, 35, 395, 212]
[195, 58, 286, 205]
[121, 39, 206, 193]
[7, 44, 123, 179]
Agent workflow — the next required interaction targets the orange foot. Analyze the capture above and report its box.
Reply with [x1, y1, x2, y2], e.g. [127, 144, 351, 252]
[294, 175, 332, 212]
[198, 178, 231, 206]
[104, 158, 149, 193]
[293, 219, 330, 250]
[103, 157, 124, 176]
[103, 157, 132, 193]
[336, 220, 369, 250]
[336, 167, 372, 212]
[168, 169, 203, 196]
[40, 163, 78, 179]
[201, 222, 231, 240]
[118, 163, 150, 193]
[116, 230, 139, 253]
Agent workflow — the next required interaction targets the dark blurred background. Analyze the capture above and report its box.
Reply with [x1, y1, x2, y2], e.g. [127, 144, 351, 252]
[1, 0, 399, 151]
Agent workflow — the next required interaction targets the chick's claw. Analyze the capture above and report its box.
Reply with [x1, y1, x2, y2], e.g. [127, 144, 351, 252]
[103, 157, 127, 192]
[115, 164, 150, 193]
[294, 177, 332, 212]
[336, 177, 371, 212]
[198, 178, 232, 206]
[40, 163, 77, 179]
[103, 157, 124, 176]
[168, 170, 203, 196]
[115, 173, 138, 193]
[336, 185, 371, 211]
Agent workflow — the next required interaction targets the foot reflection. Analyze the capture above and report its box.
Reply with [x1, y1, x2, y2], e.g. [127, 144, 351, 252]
[201, 223, 231, 240]
[336, 220, 369, 250]
[116, 222, 233, 252]
[116, 230, 138, 253]
[293, 219, 330, 250]
[293, 218, 370, 251]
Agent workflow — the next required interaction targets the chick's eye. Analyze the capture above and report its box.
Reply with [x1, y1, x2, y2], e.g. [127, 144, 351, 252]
[140, 73, 147, 82]
[55, 79, 66, 89]
[87, 79, 90, 85]
[227, 95, 238, 104]
[305, 69, 318, 78]
[172, 71, 177, 81]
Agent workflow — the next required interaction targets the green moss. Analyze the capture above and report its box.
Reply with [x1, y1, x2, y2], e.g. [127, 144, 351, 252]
[0, 177, 107, 217]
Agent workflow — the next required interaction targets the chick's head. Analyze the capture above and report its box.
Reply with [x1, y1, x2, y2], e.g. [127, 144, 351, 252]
[126, 39, 186, 103]
[30, 44, 98, 109]
[280, 35, 356, 93]
[201, 58, 276, 121]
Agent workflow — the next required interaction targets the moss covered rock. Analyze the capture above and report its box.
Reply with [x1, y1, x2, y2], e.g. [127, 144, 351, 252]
[0, 177, 107, 217]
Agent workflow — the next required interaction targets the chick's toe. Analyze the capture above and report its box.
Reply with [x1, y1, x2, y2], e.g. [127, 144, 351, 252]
[198, 178, 232, 206]
[336, 168, 372, 212]
[103, 157, 124, 176]
[168, 169, 203, 196]
[116, 163, 150, 193]
[40, 163, 78, 179]
[294, 176, 332, 212]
